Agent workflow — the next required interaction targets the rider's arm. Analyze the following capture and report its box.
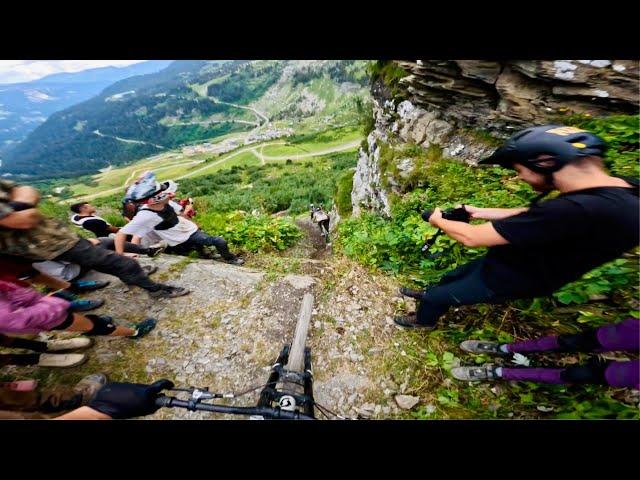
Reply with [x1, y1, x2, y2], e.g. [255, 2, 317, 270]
[107, 225, 121, 234]
[430, 208, 509, 248]
[463, 205, 529, 221]
[55, 406, 112, 420]
[0, 209, 43, 229]
[56, 380, 174, 420]
[113, 231, 128, 254]
[117, 212, 155, 253]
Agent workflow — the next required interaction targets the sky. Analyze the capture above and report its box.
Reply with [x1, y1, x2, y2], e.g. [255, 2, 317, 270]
[0, 60, 147, 84]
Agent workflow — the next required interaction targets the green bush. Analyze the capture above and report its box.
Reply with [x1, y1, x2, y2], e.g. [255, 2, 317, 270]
[334, 169, 354, 216]
[339, 156, 536, 284]
[196, 211, 302, 252]
[179, 151, 357, 215]
[337, 129, 639, 419]
[564, 114, 639, 177]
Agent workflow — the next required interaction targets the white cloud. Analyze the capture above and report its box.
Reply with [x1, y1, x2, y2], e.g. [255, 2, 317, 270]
[0, 60, 147, 84]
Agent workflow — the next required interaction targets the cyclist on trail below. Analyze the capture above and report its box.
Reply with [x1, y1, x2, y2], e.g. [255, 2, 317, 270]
[310, 203, 330, 239]
[115, 173, 244, 265]
[394, 125, 640, 330]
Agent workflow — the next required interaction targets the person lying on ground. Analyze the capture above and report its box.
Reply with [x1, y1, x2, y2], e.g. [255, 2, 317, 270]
[0, 180, 188, 299]
[451, 317, 639, 390]
[395, 125, 640, 330]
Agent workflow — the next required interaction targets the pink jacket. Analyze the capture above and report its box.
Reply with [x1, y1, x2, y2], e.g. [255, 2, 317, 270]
[0, 280, 70, 334]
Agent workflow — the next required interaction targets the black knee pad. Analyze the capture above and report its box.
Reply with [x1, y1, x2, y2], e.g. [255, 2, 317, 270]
[560, 360, 609, 385]
[557, 329, 601, 352]
[85, 315, 117, 336]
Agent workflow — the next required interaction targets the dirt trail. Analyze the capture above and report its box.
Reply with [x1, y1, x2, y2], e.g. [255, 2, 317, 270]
[3, 224, 410, 420]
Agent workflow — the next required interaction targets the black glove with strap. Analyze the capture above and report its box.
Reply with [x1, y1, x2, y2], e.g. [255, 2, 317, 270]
[88, 379, 174, 419]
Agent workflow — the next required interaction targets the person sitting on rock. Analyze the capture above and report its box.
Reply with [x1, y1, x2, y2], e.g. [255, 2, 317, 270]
[451, 317, 639, 390]
[395, 125, 639, 330]
[115, 173, 244, 265]
[0, 179, 188, 299]
[70, 201, 164, 258]
[0, 274, 157, 364]
[70, 202, 121, 238]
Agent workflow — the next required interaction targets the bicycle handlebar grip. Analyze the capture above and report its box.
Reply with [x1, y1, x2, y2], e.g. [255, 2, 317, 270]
[155, 395, 172, 408]
[421, 209, 433, 222]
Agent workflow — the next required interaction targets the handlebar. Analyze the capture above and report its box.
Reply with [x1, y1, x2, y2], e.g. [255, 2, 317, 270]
[155, 395, 314, 420]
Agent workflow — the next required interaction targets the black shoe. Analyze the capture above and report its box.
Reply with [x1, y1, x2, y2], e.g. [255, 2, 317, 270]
[147, 246, 165, 258]
[69, 280, 110, 293]
[148, 286, 190, 299]
[393, 312, 436, 330]
[142, 265, 158, 275]
[222, 256, 244, 266]
[399, 287, 424, 300]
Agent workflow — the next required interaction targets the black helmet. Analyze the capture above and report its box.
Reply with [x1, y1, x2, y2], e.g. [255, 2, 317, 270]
[479, 125, 607, 174]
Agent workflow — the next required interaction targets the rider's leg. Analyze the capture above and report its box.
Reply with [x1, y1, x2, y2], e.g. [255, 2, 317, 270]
[96, 237, 150, 255]
[183, 230, 238, 260]
[55, 239, 163, 291]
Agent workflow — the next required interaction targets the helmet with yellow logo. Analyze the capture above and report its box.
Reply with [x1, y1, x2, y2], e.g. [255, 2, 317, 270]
[479, 125, 607, 174]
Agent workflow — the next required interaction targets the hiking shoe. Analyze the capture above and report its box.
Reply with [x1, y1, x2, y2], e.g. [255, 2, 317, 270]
[46, 337, 94, 352]
[73, 373, 108, 404]
[130, 318, 157, 339]
[142, 265, 159, 275]
[460, 340, 510, 357]
[451, 364, 500, 382]
[223, 256, 244, 266]
[69, 298, 104, 312]
[399, 287, 424, 300]
[147, 246, 165, 258]
[37, 353, 88, 368]
[70, 280, 110, 293]
[393, 312, 436, 330]
[148, 285, 190, 299]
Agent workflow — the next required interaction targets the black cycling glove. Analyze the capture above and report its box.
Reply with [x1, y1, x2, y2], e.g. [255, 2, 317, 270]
[88, 379, 174, 419]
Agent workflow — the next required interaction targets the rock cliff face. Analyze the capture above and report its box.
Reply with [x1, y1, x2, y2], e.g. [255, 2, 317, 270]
[351, 60, 639, 216]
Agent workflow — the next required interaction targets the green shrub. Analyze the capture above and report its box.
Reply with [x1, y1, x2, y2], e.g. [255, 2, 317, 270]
[563, 114, 639, 177]
[196, 211, 302, 252]
[334, 169, 354, 216]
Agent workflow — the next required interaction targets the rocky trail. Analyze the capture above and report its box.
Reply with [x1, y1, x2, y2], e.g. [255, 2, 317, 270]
[5, 220, 417, 420]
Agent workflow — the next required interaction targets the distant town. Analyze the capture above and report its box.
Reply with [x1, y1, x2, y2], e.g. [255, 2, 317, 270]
[181, 127, 294, 155]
